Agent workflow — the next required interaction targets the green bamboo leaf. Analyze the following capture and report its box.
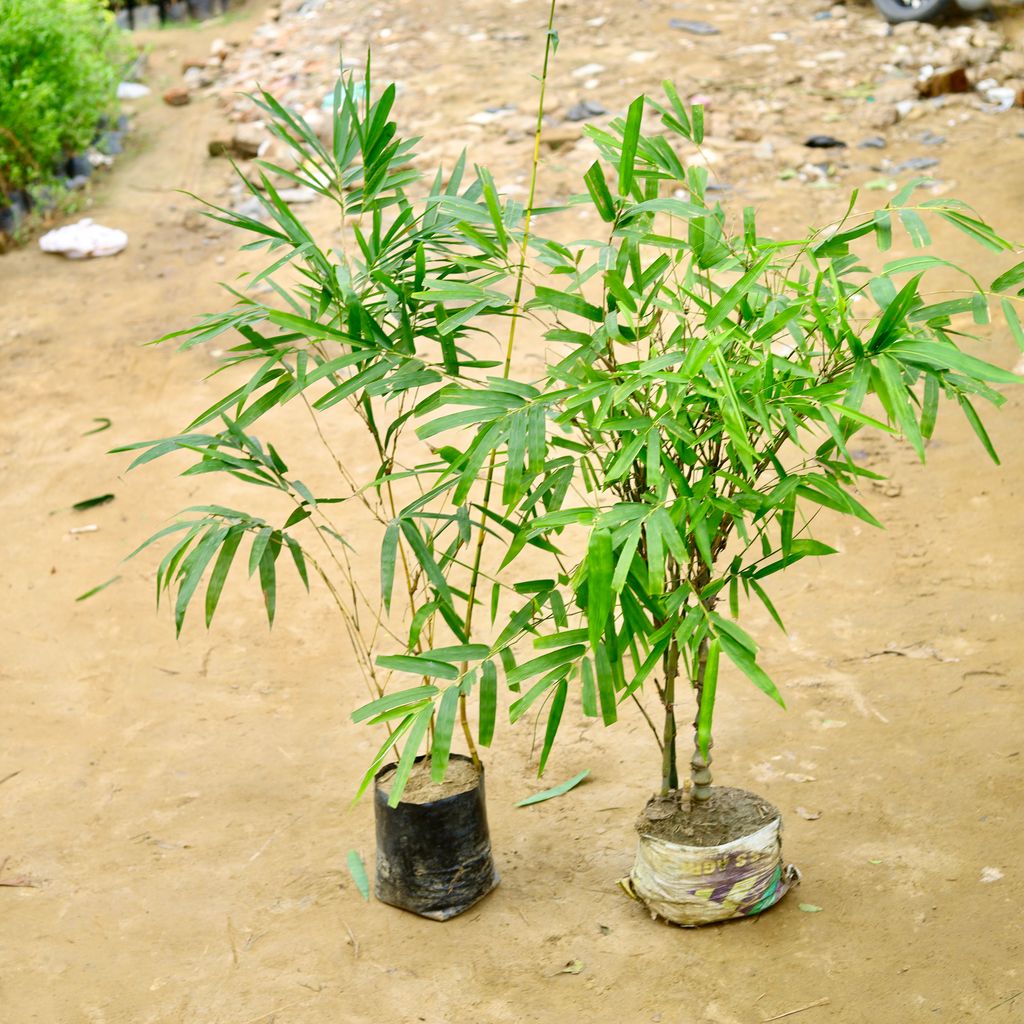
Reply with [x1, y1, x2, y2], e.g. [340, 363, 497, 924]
[538, 678, 568, 776]
[72, 494, 114, 512]
[479, 660, 498, 747]
[696, 639, 720, 761]
[75, 575, 121, 602]
[352, 685, 439, 724]
[399, 519, 454, 608]
[380, 520, 400, 611]
[248, 526, 273, 577]
[718, 633, 784, 708]
[377, 654, 460, 680]
[424, 644, 490, 662]
[958, 394, 1000, 464]
[430, 685, 461, 782]
[387, 703, 434, 807]
[875, 354, 924, 459]
[619, 95, 645, 196]
[887, 340, 1020, 385]
[346, 850, 370, 901]
[868, 273, 922, 352]
[594, 643, 618, 725]
[920, 374, 939, 441]
[205, 525, 244, 626]
[258, 532, 281, 626]
[284, 535, 309, 590]
[691, 103, 704, 144]
[515, 769, 590, 807]
[174, 526, 228, 636]
[82, 417, 112, 436]
[506, 646, 585, 686]
[992, 259, 1024, 293]
[586, 528, 614, 647]
[580, 658, 598, 717]
[1001, 298, 1024, 351]
[584, 161, 616, 222]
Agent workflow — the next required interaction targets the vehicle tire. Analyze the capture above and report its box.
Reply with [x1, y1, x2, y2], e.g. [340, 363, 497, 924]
[872, 0, 956, 22]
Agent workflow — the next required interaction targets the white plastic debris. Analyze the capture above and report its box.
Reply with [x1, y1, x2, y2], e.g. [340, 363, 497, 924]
[39, 219, 128, 259]
[980, 866, 1004, 884]
[116, 82, 150, 100]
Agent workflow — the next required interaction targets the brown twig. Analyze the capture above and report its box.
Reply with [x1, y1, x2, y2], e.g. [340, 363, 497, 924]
[341, 918, 360, 958]
[762, 997, 830, 1022]
[0, 769, 21, 787]
[989, 991, 1022, 1012]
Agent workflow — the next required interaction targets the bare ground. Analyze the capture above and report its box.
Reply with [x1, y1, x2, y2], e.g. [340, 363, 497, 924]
[2, 1, 1023, 1022]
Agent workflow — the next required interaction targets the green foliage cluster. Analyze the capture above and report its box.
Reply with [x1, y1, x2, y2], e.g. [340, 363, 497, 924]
[120, 49, 1023, 806]
[0, 0, 132, 192]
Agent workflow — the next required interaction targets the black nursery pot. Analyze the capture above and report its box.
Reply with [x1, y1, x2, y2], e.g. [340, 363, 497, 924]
[373, 753, 499, 921]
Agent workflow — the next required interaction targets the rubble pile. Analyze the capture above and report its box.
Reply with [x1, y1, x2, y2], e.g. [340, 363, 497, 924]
[161, 0, 1024, 208]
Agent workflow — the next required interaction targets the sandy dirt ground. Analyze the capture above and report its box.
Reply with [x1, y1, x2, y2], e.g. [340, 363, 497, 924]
[2, 1, 1024, 1022]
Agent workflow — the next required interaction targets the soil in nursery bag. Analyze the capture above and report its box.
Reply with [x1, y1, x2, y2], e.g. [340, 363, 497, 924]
[637, 786, 777, 845]
[373, 754, 499, 921]
[377, 756, 479, 803]
[627, 786, 798, 926]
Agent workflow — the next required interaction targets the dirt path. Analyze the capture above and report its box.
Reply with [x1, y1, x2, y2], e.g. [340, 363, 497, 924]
[2, 2, 1023, 1022]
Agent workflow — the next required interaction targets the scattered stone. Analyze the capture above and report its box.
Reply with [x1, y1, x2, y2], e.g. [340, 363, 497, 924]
[163, 86, 191, 107]
[917, 66, 970, 98]
[804, 135, 847, 148]
[571, 63, 606, 79]
[669, 18, 720, 36]
[918, 130, 945, 145]
[895, 99, 917, 120]
[231, 124, 268, 159]
[565, 99, 607, 122]
[731, 125, 763, 142]
[858, 136, 887, 149]
[467, 106, 516, 126]
[893, 156, 940, 172]
[872, 78, 918, 104]
[539, 124, 582, 151]
[982, 85, 1016, 112]
[868, 105, 899, 129]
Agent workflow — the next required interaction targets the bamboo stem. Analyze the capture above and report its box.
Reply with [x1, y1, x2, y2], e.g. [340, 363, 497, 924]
[660, 641, 679, 796]
[457, 0, 559, 767]
[690, 635, 713, 801]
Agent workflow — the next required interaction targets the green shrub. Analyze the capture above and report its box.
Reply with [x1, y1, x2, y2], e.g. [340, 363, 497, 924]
[0, 0, 133, 192]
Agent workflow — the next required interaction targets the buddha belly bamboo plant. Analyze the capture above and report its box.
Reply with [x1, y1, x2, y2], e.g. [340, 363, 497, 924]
[120, 2, 1023, 927]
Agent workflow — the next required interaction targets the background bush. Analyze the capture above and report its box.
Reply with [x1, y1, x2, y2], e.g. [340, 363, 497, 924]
[0, 0, 133, 193]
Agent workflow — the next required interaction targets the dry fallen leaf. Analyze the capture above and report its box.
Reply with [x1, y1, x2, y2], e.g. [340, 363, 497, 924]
[556, 959, 584, 975]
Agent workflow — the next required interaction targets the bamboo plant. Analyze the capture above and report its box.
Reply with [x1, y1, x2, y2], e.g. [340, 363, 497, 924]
[120, 25, 1023, 811]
